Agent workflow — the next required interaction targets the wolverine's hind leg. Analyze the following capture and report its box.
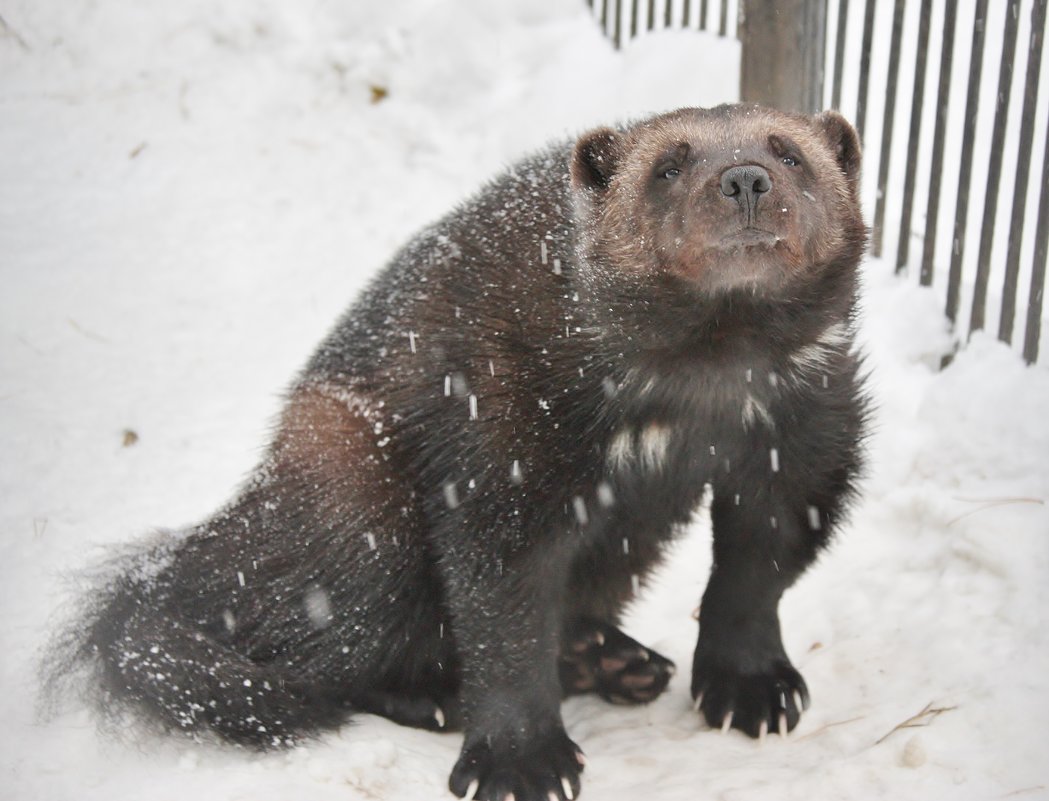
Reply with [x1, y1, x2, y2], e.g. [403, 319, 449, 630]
[242, 381, 465, 733]
[560, 520, 677, 704]
[559, 618, 675, 704]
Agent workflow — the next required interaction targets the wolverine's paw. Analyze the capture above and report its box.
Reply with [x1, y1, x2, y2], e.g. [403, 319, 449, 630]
[354, 690, 458, 732]
[691, 657, 810, 739]
[449, 728, 585, 801]
[560, 618, 675, 704]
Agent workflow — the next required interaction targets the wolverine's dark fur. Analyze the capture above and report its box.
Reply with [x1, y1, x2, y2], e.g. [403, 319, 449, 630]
[48, 104, 868, 801]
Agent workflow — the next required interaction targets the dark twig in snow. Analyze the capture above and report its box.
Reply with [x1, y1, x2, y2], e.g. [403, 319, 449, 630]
[0, 13, 30, 51]
[874, 702, 957, 746]
[67, 318, 111, 344]
[947, 496, 1045, 526]
[794, 716, 865, 741]
[1001, 786, 1047, 798]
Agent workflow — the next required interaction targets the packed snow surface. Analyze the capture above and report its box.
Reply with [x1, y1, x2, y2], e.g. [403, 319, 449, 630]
[2, 1, 1047, 799]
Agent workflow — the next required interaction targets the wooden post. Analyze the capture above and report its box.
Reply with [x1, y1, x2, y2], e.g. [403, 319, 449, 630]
[739, 0, 827, 113]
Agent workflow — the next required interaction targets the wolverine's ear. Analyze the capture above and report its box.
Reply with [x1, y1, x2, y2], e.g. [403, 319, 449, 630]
[571, 127, 622, 192]
[815, 111, 861, 185]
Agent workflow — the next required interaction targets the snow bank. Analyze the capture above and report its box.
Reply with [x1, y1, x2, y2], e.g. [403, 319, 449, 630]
[1, 1, 1046, 799]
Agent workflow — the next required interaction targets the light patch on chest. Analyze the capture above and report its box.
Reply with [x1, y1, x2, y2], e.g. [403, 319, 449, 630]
[606, 423, 673, 473]
[742, 394, 774, 430]
[607, 428, 634, 471]
[639, 423, 671, 471]
[789, 323, 850, 374]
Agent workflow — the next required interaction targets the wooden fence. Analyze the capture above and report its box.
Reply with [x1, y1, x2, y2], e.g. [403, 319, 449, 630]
[586, 0, 739, 47]
[587, 0, 1049, 365]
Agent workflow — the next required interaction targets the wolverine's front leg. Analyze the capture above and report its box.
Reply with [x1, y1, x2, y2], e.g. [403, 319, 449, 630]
[435, 520, 585, 801]
[691, 488, 825, 738]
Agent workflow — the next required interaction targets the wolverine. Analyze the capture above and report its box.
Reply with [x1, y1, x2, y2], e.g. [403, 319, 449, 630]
[48, 104, 868, 801]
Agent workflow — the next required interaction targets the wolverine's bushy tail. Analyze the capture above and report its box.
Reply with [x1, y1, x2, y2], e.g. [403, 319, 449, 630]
[41, 535, 348, 748]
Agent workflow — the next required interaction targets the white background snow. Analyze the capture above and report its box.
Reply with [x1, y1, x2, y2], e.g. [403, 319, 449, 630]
[2, 1, 1048, 799]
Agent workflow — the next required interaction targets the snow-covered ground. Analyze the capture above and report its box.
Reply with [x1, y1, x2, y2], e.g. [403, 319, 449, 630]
[2, 1, 1048, 799]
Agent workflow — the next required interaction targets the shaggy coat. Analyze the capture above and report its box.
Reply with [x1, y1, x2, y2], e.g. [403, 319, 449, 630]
[49, 104, 868, 801]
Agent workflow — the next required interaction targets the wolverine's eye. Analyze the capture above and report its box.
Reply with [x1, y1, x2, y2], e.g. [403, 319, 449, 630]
[654, 143, 690, 182]
[768, 135, 804, 169]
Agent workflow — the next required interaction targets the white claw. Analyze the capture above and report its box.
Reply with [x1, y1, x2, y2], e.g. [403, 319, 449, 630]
[794, 690, 807, 711]
[594, 631, 606, 647]
[720, 711, 734, 734]
[548, 792, 558, 801]
[434, 707, 446, 729]
[465, 779, 479, 801]
[778, 711, 789, 738]
[692, 692, 704, 712]
[758, 719, 768, 742]
[562, 776, 575, 800]
[505, 794, 516, 801]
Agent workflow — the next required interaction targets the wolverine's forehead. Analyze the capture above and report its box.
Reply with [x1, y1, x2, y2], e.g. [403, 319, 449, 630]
[613, 104, 842, 186]
[630, 105, 815, 153]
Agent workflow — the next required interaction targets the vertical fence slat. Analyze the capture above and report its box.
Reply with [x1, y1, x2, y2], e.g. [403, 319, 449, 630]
[719, 0, 729, 36]
[1001, 0, 1047, 344]
[700, 0, 709, 30]
[855, 0, 878, 142]
[920, 0, 959, 287]
[831, 0, 849, 109]
[684, 0, 692, 28]
[818, 0, 830, 108]
[895, 0, 933, 273]
[871, 0, 906, 257]
[970, 1, 1022, 333]
[740, 0, 827, 113]
[1023, 125, 1049, 364]
[945, 0, 990, 325]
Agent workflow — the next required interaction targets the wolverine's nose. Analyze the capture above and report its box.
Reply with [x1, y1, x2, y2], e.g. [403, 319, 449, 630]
[719, 165, 772, 206]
